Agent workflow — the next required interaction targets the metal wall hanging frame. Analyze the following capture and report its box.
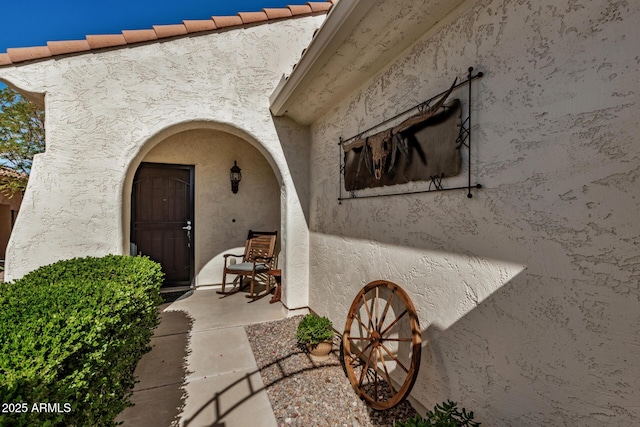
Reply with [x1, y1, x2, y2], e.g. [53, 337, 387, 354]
[338, 67, 483, 203]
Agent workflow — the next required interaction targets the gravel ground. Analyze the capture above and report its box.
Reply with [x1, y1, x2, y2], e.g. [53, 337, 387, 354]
[245, 316, 417, 427]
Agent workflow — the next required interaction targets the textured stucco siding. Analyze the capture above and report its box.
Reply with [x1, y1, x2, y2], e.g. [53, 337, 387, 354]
[308, 0, 639, 424]
[0, 16, 322, 308]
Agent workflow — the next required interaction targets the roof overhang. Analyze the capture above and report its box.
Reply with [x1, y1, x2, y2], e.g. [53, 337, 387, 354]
[269, 0, 467, 125]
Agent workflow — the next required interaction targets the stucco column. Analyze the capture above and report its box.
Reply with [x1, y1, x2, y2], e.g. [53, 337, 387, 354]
[280, 187, 309, 310]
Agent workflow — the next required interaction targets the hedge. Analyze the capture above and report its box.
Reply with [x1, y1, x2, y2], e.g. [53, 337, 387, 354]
[0, 255, 163, 426]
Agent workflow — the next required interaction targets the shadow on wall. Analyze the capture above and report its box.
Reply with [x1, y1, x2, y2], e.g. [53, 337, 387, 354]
[308, 169, 640, 423]
[199, 246, 245, 286]
[418, 269, 640, 425]
[322, 228, 640, 424]
[272, 116, 311, 227]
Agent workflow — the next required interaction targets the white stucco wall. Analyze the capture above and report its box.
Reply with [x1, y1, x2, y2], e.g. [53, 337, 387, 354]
[0, 16, 322, 308]
[308, 0, 640, 425]
[140, 129, 281, 286]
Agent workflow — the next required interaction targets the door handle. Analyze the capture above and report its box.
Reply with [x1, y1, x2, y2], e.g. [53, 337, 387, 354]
[183, 220, 192, 248]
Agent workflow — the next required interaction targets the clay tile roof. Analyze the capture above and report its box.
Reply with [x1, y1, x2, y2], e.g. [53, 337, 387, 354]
[153, 24, 188, 39]
[122, 29, 158, 44]
[183, 20, 218, 33]
[307, 2, 332, 12]
[0, 54, 12, 66]
[263, 8, 293, 19]
[47, 40, 91, 56]
[238, 11, 269, 24]
[86, 34, 127, 49]
[0, 1, 336, 66]
[287, 5, 313, 15]
[211, 15, 244, 28]
[7, 46, 52, 63]
[0, 167, 27, 180]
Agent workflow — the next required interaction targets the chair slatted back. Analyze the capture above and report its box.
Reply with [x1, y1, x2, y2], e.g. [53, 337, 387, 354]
[244, 230, 277, 265]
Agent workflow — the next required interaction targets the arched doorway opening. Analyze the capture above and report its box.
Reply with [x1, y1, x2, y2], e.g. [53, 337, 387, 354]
[127, 127, 281, 289]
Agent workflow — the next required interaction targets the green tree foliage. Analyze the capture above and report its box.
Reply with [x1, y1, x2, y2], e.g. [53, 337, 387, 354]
[0, 86, 45, 197]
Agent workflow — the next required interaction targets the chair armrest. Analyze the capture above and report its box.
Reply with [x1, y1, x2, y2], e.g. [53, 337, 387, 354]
[223, 253, 244, 269]
[223, 253, 244, 259]
[252, 256, 273, 263]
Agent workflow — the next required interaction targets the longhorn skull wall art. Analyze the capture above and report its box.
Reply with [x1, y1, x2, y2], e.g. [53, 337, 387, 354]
[341, 79, 463, 191]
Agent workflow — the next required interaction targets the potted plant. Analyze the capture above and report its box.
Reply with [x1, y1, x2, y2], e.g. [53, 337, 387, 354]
[296, 313, 334, 361]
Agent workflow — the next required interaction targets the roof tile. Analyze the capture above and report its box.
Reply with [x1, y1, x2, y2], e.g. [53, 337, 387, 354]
[307, 2, 332, 12]
[0, 1, 336, 66]
[86, 34, 127, 49]
[122, 29, 158, 43]
[47, 40, 91, 56]
[263, 8, 293, 19]
[183, 19, 218, 33]
[153, 24, 189, 39]
[7, 46, 52, 63]
[238, 11, 269, 24]
[211, 15, 244, 28]
[0, 166, 27, 180]
[0, 53, 13, 66]
[287, 5, 313, 15]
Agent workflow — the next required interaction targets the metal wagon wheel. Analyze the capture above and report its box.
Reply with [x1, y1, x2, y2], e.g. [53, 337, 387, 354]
[342, 280, 421, 411]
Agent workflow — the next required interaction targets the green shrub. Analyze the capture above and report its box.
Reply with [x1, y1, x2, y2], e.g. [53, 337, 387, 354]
[0, 255, 163, 426]
[395, 400, 481, 427]
[295, 313, 334, 345]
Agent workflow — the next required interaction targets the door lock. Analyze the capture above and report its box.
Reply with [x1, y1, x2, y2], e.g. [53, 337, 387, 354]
[183, 220, 192, 248]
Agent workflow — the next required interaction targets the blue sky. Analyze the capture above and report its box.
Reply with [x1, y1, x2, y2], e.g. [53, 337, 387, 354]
[0, 0, 296, 52]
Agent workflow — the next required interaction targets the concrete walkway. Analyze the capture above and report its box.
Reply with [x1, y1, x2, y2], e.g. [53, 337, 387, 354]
[117, 288, 289, 427]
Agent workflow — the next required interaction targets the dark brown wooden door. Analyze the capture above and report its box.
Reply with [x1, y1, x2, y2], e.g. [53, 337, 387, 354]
[132, 163, 194, 287]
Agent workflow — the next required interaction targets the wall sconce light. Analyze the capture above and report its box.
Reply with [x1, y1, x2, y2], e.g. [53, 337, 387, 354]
[230, 160, 242, 194]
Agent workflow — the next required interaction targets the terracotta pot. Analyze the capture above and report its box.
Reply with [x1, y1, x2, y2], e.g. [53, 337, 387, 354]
[306, 341, 333, 362]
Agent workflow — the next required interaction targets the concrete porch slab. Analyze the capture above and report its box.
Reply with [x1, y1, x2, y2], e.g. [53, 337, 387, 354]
[118, 288, 286, 427]
[166, 288, 285, 332]
[122, 382, 186, 427]
[178, 367, 277, 427]
[185, 326, 258, 383]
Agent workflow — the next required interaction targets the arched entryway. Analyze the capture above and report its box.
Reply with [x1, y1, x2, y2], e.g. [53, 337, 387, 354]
[127, 127, 281, 289]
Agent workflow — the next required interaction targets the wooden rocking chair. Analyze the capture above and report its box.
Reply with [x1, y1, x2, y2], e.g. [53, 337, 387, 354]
[217, 230, 277, 299]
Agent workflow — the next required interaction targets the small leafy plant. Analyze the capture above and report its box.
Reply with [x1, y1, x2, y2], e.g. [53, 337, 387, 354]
[295, 313, 334, 345]
[394, 400, 481, 427]
[0, 255, 163, 426]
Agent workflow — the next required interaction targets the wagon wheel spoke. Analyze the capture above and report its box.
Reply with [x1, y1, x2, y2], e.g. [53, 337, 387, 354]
[377, 290, 395, 331]
[377, 346, 397, 396]
[349, 336, 374, 341]
[380, 309, 407, 337]
[353, 313, 373, 335]
[361, 294, 375, 332]
[381, 337, 413, 342]
[358, 346, 375, 387]
[373, 345, 380, 400]
[374, 286, 380, 331]
[352, 342, 373, 365]
[381, 343, 409, 373]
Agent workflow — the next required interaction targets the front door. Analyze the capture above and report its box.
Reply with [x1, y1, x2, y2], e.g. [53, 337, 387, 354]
[131, 163, 194, 287]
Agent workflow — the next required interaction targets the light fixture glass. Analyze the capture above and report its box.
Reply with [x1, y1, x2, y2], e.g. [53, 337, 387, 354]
[230, 160, 242, 194]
